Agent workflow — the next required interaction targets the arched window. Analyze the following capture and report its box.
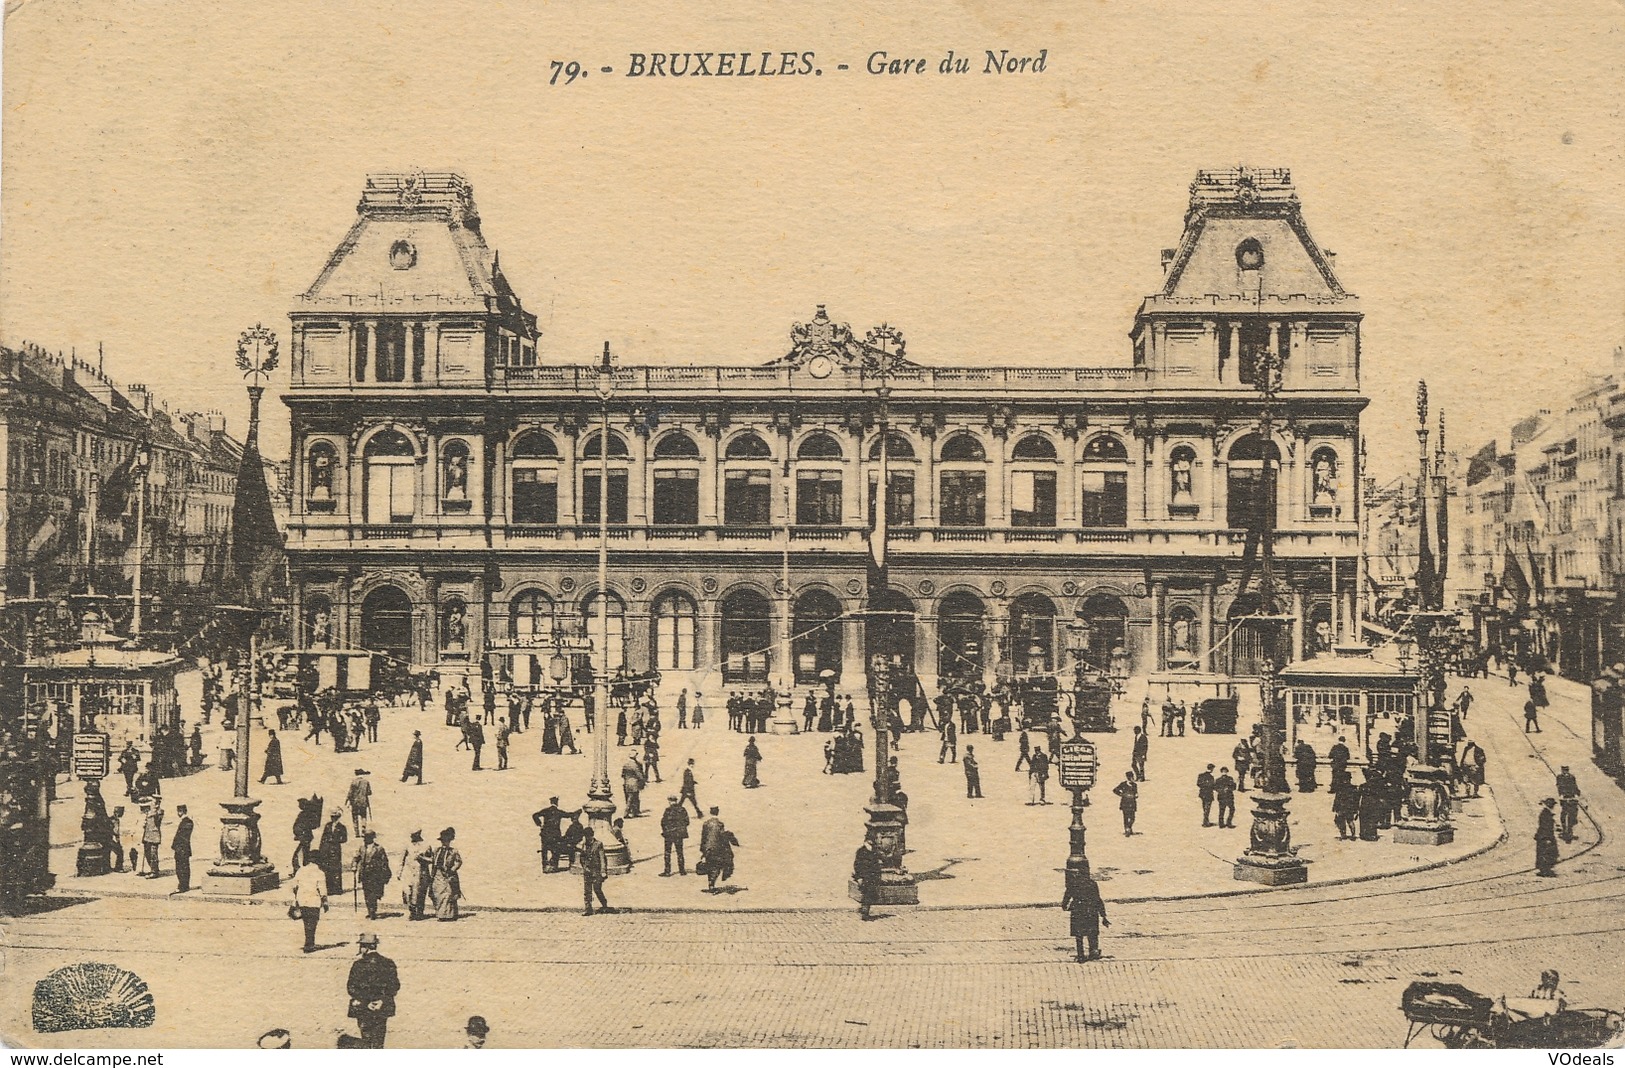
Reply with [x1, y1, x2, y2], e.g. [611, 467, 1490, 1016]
[652, 432, 699, 460]
[651, 591, 697, 670]
[1010, 434, 1057, 527]
[652, 432, 700, 525]
[510, 590, 555, 645]
[359, 585, 413, 662]
[1227, 434, 1281, 529]
[1081, 435, 1129, 528]
[580, 592, 626, 673]
[363, 430, 416, 524]
[720, 588, 773, 682]
[867, 431, 917, 528]
[581, 431, 629, 525]
[511, 430, 559, 525]
[441, 439, 472, 508]
[796, 432, 844, 460]
[724, 432, 772, 460]
[303, 594, 334, 648]
[1010, 592, 1057, 674]
[440, 596, 469, 653]
[795, 433, 843, 527]
[581, 431, 630, 459]
[724, 433, 773, 525]
[939, 433, 988, 526]
[938, 590, 986, 679]
[1012, 434, 1057, 461]
[867, 432, 915, 460]
[1169, 443, 1199, 514]
[792, 589, 843, 683]
[1309, 446, 1340, 517]
[306, 441, 337, 509]
[940, 433, 986, 462]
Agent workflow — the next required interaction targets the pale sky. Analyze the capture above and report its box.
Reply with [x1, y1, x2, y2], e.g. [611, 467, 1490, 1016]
[3, 0, 1622, 476]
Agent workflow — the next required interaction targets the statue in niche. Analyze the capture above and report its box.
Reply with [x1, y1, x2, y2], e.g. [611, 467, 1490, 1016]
[309, 450, 334, 502]
[1170, 615, 1195, 654]
[1312, 453, 1338, 505]
[444, 450, 469, 501]
[443, 602, 467, 650]
[1170, 453, 1194, 503]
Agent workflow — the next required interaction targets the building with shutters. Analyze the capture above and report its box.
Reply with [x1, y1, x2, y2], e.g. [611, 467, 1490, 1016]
[282, 168, 1367, 689]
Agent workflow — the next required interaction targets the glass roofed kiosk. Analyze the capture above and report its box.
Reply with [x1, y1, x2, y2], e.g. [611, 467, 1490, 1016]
[23, 608, 182, 756]
[1281, 646, 1419, 765]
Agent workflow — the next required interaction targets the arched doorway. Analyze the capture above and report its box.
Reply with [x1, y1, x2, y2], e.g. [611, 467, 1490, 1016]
[360, 586, 414, 663]
[938, 590, 986, 682]
[1226, 593, 1271, 677]
[580, 592, 626, 674]
[792, 589, 843, 684]
[650, 591, 697, 671]
[720, 588, 773, 683]
[1077, 593, 1129, 673]
[1010, 592, 1058, 675]
[865, 589, 916, 686]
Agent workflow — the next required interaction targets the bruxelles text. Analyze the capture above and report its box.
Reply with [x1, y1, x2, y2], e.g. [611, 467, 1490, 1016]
[626, 52, 817, 77]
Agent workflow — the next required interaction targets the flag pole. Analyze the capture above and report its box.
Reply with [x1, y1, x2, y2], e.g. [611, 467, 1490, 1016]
[131, 456, 147, 638]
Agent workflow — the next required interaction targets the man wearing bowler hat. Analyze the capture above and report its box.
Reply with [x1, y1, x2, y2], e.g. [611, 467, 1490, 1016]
[346, 930, 399, 1048]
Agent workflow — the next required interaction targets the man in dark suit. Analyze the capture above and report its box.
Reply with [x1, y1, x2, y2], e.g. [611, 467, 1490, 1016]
[1131, 726, 1149, 782]
[171, 804, 194, 892]
[1060, 866, 1110, 961]
[660, 795, 690, 876]
[346, 931, 400, 1048]
[1196, 765, 1216, 827]
[853, 839, 882, 920]
[1214, 766, 1238, 829]
[531, 797, 579, 874]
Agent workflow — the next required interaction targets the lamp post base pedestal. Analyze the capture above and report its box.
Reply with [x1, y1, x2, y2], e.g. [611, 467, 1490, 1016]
[573, 794, 632, 875]
[1392, 823, 1455, 846]
[1233, 854, 1310, 885]
[854, 802, 918, 905]
[1393, 763, 1455, 846]
[848, 872, 919, 906]
[769, 684, 800, 735]
[203, 798, 280, 894]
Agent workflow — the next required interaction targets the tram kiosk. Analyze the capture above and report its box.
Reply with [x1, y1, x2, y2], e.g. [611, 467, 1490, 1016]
[23, 643, 182, 758]
[1280, 646, 1419, 765]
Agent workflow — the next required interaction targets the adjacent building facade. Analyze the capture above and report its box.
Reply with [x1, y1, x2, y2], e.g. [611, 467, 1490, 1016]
[0, 343, 277, 632]
[282, 168, 1367, 688]
[1449, 351, 1625, 680]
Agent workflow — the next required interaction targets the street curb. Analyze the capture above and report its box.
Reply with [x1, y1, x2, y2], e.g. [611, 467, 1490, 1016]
[36, 812, 1515, 917]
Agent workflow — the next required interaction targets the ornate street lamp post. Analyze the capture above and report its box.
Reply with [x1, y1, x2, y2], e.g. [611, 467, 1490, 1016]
[1056, 720, 1099, 879]
[584, 343, 631, 874]
[849, 324, 917, 907]
[204, 325, 281, 894]
[1233, 341, 1308, 886]
[1394, 381, 1455, 845]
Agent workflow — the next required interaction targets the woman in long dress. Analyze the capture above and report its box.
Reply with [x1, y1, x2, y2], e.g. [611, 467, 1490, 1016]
[429, 827, 463, 921]
[742, 736, 763, 788]
[400, 830, 431, 919]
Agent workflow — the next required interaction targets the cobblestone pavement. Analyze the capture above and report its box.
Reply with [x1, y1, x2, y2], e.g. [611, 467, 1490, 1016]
[5, 667, 1620, 1047]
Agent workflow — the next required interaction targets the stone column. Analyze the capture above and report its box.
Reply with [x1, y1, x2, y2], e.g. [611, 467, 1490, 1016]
[1201, 580, 1216, 672]
[424, 321, 440, 385]
[1149, 433, 1167, 521]
[367, 319, 380, 382]
[699, 432, 720, 527]
[840, 609, 866, 686]
[1060, 432, 1080, 526]
[1151, 581, 1166, 672]
[626, 602, 651, 674]
[845, 431, 863, 526]
[920, 434, 937, 525]
[1211, 435, 1225, 523]
[988, 437, 1007, 528]
[629, 430, 649, 525]
[559, 430, 579, 526]
[1291, 588, 1305, 663]
[489, 432, 507, 527]
[1224, 322, 1240, 387]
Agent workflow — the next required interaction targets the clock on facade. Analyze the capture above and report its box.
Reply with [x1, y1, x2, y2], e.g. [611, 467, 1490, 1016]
[806, 355, 835, 379]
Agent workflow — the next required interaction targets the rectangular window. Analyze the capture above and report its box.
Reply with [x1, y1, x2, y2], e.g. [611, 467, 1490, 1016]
[940, 471, 987, 526]
[868, 472, 916, 527]
[581, 471, 629, 525]
[511, 469, 558, 524]
[375, 322, 407, 382]
[796, 470, 843, 525]
[1081, 471, 1128, 527]
[653, 469, 699, 525]
[1010, 470, 1057, 527]
[367, 461, 415, 523]
[724, 470, 772, 525]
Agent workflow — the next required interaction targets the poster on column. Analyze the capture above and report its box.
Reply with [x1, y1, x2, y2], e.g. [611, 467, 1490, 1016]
[2, 0, 1621, 1053]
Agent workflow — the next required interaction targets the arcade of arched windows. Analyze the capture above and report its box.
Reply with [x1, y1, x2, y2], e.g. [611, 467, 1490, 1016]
[292, 421, 1354, 530]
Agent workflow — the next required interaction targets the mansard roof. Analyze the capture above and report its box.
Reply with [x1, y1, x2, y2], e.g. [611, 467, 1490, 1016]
[1157, 167, 1349, 302]
[297, 172, 537, 336]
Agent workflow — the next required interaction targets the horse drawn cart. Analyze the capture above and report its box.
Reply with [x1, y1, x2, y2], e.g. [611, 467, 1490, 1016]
[1401, 980, 1623, 1049]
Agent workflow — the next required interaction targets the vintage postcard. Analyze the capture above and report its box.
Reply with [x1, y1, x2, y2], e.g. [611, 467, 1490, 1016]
[2, 0, 1623, 1052]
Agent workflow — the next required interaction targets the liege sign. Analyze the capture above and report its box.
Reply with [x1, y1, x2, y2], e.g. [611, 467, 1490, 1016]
[1057, 738, 1097, 791]
[72, 732, 110, 781]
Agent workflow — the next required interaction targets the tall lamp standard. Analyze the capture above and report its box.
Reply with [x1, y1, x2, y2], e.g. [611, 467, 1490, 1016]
[203, 325, 281, 894]
[1394, 382, 1455, 846]
[584, 342, 631, 874]
[1233, 341, 1309, 886]
[848, 324, 917, 908]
